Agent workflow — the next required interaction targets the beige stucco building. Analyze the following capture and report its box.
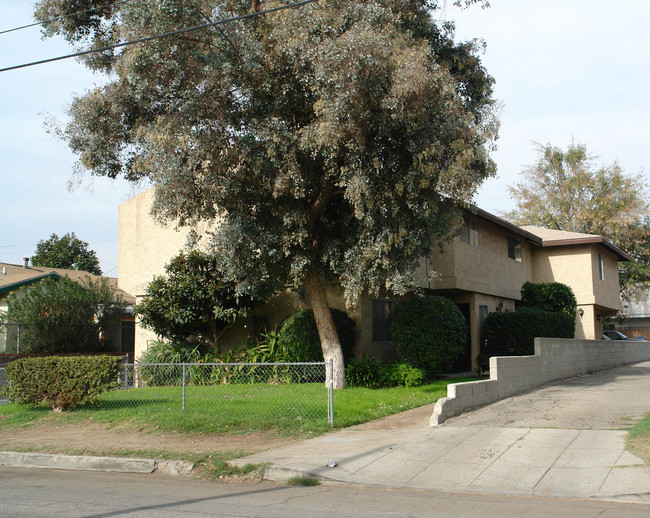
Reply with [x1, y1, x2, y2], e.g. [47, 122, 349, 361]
[118, 190, 631, 370]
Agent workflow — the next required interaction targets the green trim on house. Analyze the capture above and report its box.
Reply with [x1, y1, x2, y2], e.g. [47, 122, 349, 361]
[0, 272, 61, 296]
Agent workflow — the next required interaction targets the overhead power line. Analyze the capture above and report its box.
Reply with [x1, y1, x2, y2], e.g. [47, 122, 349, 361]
[0, 0, 319, 73]
[0, 0, 133, 36]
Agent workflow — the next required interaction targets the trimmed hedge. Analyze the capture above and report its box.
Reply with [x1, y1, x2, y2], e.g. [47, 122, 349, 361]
[390, 295, 466, 376]
[4, 355, 122, 411]
[478, 307, 575, 372]
[277, 308, 356, 362]
[520, 281, 577, 316]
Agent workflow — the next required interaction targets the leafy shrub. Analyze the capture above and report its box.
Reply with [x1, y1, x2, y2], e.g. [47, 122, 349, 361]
[345, 359, 426, 388]
[345, 357, 383, 387]
[4, 355, 122, 411]
[380, 362, 426, 387]
[135, 250, 270, 355]
[3, 276, 126, 354]
[478, 307, 575, 372]
[136, 341, 209, 386]
[242, 330, 291, 363]
[277, 308, 356, 362]
[520, 281, 577, 316]
[390, 295, 466, 376]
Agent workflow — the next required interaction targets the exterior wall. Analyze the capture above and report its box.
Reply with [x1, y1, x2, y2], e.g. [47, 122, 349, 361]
[119, 190, 218, 360]
[427, 217, 531, 301]
[530, 244, 621, 339]
[119, 189, 627, 364]
[432, 337, 650, 425]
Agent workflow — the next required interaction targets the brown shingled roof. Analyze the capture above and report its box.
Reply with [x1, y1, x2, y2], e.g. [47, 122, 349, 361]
[520, 226, 632, 262]
[0, 261, 135, 303]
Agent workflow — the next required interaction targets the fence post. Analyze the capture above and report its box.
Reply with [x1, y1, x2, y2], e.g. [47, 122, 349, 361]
[182, 363, 187, 411]
[124, 361, 128, 390]
[16, 324, 20, 354]
[328, 359, 334, 427]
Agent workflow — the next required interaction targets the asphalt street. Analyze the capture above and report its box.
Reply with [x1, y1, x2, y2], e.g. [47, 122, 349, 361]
[1, 467, 649, 518]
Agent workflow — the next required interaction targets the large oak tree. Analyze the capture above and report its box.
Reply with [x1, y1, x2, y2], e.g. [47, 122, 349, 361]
[36, 0, 498, 387]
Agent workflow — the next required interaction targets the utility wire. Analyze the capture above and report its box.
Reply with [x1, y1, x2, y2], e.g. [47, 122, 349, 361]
[0, 0, 133, 36]
[0, 0, 319, 73]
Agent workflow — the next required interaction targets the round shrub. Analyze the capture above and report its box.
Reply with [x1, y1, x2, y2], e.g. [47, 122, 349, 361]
[520, 281, 577, 316]
[277, 308, 356, 362]
[390, 295, 466, 375]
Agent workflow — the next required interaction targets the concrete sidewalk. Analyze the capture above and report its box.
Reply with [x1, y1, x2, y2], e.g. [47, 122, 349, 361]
[231, 361, 650, 504]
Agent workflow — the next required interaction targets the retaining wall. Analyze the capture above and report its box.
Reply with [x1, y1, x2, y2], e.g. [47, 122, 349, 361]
[431, 338, 650, 426]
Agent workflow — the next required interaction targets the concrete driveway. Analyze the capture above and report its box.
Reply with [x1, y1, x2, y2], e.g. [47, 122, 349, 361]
[231, 361, 650, 503]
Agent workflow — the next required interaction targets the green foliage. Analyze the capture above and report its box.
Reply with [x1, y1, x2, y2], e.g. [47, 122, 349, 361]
[136, 340, 212, 386]
[4, 276, 126, 354]
[36, 0, 499, 384]
[277, 309, 356, 362]
[520, 281, 577, 316]
[478, 307, 575, 372]
[137, 340, 205, 364]
[380, 362, 426, 388]
[31, 232, 101, 275]
[4, 356, 122, 411]
[242, 331, 291, 363]
[135, 250, 268, 354]
[390, 296, 467, 375]
[345, 357, 383, 388]
[345, 359, 426, 388]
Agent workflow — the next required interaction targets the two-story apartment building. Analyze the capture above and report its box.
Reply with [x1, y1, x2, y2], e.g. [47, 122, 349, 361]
[118, 190, 631, 370]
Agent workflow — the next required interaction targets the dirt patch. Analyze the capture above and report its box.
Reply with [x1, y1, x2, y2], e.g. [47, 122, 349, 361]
[0, 422, 299, 458]
[0, 404, 437, 459]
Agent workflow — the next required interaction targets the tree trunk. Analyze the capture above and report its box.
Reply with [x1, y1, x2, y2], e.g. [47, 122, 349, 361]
[303, 267, 345, 389]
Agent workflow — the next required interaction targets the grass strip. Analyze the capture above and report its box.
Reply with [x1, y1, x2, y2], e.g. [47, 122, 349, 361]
[626, 412, 650, 464]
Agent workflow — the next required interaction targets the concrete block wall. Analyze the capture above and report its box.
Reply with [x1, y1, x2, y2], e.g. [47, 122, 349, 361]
[431, 338, 650, 425]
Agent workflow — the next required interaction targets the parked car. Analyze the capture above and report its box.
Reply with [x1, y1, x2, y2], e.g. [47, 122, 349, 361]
[602, 330, 647, 341]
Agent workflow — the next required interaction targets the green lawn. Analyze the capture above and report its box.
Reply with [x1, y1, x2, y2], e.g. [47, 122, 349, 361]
[0, 378, 472, 437]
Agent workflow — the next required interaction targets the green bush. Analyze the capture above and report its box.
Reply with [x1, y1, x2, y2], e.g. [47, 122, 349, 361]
[478, 307, 575, 372]
[345, 358, 426, 388]
[136, 341, 209, 386]
[4, 356, 122, 411]
[277, 308, 356, 362]
[345, 357, 383, 387]
[520, 281, 577, 316]
[390, 295, 466, 376]
[380, 362, 426, 387]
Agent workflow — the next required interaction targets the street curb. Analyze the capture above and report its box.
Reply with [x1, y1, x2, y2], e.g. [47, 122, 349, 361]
[0, 451, 155, 474]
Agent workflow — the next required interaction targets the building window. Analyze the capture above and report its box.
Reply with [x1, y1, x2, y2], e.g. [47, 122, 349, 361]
[599, 253, 605, 281]
[479, 305, 489, 332]
[372, 299, 393, 342]
[460, 218, 479, 246]
[507, 237, 522, 261]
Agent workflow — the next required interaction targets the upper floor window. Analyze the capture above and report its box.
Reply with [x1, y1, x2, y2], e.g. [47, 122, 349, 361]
[372, 299, 393, 342]
[507, 237, 522, 261]
[599, 253, 605, 281]
[460, 218, 479, 246]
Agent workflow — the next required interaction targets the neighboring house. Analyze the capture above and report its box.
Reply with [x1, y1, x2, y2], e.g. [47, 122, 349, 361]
[119, 190, 631, 371]
[615, 292, 650, 340]
[0, 260, 136, 358]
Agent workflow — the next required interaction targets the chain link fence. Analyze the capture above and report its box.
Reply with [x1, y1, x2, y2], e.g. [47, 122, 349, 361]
[108, 361, 335, 425]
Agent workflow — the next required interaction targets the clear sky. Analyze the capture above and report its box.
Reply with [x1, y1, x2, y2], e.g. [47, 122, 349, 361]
[1, 0, 649, 276]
